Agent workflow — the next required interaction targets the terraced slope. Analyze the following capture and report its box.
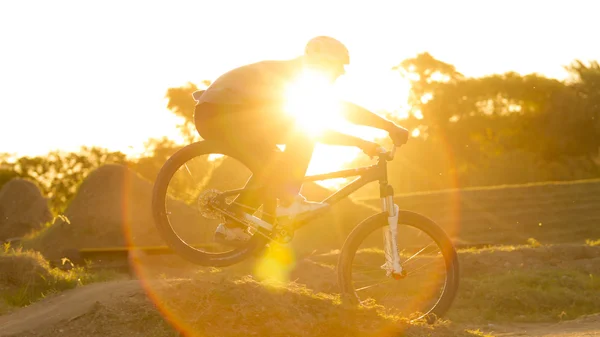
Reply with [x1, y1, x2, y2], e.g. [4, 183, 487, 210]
[359, 179, 600, 245]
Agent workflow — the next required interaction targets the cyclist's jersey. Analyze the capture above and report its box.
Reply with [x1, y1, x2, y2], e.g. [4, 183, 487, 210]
[195, 58, 304, 106]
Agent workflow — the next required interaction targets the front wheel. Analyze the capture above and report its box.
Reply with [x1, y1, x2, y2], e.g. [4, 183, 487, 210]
[338, 211, 459, 322]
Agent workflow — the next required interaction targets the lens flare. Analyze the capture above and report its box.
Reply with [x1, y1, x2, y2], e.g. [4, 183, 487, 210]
[254, 244, 296, 283]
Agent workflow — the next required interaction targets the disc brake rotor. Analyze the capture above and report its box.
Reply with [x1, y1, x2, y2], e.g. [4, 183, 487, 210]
[197, 189, 224, 220]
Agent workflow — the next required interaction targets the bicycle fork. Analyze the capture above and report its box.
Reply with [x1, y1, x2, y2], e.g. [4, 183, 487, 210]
[381, 192, 405, 279]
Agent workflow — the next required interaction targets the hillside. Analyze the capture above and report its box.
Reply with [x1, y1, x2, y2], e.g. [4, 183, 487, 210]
[358, 178, 600, 246]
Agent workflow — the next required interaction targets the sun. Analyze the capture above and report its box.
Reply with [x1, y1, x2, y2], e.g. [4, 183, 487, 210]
[284, 69, 360, 187]
[284, 69, 346, 136]
[283, 67, 411, 188]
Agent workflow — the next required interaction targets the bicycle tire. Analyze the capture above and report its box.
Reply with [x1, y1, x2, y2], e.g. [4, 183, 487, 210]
[152, 140, 270, 267]
[337, 211, 459, 321]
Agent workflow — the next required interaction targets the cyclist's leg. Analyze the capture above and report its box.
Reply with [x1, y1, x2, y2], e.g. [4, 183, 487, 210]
[194, 102, 281, 214]
[231, 113, 318, 210]
[194, 102, 320, 216]
[194, 103, 274, 242]
[231, 143, 281, 214]
[214, 126, 317, 216]
[271, 128, 315, 205]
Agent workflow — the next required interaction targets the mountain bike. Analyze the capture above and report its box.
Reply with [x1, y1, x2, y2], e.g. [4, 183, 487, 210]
[152, 140, 459, 321]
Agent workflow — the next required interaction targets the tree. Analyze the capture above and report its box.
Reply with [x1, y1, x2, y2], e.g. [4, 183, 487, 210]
[392, 52, 463, 127]
[565, 60, 600, 152]
[349, 53, 600, 197]
[165, 80, 211, 143]
[129, 137, 183, 182]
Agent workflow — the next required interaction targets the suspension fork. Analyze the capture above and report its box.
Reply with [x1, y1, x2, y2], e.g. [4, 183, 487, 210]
[380, 183, 404, 278]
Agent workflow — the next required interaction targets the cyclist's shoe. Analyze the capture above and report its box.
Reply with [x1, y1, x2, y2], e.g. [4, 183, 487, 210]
[214, 223, 251, 247]
[276, 194, 326, 218]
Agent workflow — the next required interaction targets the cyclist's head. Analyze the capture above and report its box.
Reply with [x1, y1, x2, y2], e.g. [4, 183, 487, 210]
[303, 36, 349, 81]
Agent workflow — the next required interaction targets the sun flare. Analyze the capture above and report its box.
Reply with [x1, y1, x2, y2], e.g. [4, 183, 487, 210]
[284, 69, 344, 137]
[283, 68, 409, 189]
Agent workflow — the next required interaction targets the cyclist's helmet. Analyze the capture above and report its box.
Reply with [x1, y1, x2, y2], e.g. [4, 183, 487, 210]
[304, 36, 350, 65]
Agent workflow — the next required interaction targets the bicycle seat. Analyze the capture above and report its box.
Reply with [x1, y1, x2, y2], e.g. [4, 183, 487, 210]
[192, 90, 206, 102]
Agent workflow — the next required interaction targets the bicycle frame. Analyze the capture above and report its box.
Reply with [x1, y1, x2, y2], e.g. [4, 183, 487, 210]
[217, 146, 405, 276]
[295, 157, 395, 228]
[218, 148, 397, 231]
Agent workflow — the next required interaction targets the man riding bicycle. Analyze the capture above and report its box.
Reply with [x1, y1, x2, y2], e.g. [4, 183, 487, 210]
[193, 36, 409, 244]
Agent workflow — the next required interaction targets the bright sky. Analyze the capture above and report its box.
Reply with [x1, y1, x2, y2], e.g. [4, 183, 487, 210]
[1, 0, 599, 160]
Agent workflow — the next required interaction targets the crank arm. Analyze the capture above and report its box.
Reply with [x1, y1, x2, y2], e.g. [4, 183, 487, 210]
[217, 207, 274, 233]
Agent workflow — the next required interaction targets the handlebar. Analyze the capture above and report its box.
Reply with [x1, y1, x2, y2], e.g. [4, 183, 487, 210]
[363, 134, 405, 160]
[372, 145, 398, 161]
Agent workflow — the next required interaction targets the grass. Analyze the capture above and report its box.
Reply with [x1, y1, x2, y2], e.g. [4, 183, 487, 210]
[586, 238, 600, 246]
[450, 269, 600, 323]
[465, 330, 495, 337]
[0, 244, 119, 312]
[450, 243, 600, 323]
[527, 237, 542, 248]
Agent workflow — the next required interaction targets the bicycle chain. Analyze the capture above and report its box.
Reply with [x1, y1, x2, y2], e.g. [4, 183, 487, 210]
[210, 197, 295, 244]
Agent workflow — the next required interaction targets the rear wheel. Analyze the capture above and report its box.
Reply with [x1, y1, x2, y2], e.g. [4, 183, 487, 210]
[338, 211, 459, 322]
[151, 141, 273, 267]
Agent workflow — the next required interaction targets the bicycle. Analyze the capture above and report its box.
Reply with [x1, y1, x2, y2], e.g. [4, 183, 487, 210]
[152, 140, 459, 321]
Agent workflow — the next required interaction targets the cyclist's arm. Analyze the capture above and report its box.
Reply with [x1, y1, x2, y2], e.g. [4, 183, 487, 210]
[339, 101, 396, 131]
[316, 130, 382, 156]
[316, 130, 371, 148]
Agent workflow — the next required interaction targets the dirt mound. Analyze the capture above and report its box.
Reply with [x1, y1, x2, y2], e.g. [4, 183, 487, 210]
[0, 178, 52, 242]
[3, 243, 600, 336]
[26, 164, 211, 260]
[127, 246, 341, 296]
[0, 251, 52, 294]
[3, 277, 600, 337]
[0, 249, 93, 310]
[0, 277, 475, 337]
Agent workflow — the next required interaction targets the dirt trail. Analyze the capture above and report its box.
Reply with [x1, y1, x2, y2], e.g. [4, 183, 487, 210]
[488, 314, 600, 336]
[1, 280, 599, 337]
[0, 280, 143, 337]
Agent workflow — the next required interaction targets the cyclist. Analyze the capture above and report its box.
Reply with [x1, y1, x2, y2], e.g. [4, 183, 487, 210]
[193, 36, 409, 244]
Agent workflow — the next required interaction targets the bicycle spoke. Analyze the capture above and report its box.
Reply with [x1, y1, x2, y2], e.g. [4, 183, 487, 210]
[353, 276, 389, 285]
[352, 263, 383, 269]
[184, 163, 197, 185]
[167, 189, 199, 204]
[406, 259, 445, 277]
[355, 279, 395, 292]
[402, 242, 436, 264]
[352, 269, 387, 275]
